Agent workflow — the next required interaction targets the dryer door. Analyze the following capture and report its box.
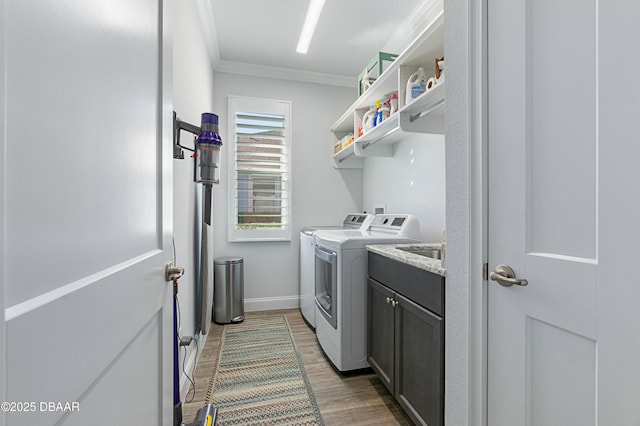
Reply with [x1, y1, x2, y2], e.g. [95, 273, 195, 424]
[315, 245, 338, 329]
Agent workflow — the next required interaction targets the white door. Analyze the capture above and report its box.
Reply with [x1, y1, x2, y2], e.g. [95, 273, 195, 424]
[488, 0, 640, 424]
[1, 1, 174, 424]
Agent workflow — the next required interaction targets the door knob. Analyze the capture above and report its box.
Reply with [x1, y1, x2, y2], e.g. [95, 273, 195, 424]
[490, 264, 528, 287]
[165, 261, 185, 282]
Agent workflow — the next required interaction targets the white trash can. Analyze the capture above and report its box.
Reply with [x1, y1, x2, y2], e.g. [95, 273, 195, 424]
[213, 257, 244, 324]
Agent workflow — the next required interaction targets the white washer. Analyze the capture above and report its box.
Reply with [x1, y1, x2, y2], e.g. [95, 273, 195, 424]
[299, 214, 373, 328]
[314, 214, 421, 372]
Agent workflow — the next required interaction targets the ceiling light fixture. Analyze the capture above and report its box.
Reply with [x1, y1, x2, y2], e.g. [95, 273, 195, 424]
[296, 0, 326, 54]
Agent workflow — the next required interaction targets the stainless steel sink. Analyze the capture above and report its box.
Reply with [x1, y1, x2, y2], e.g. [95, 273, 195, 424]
[396, 246, 442, 259]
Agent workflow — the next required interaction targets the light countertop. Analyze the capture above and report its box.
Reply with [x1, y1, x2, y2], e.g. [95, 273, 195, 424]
[367, 243, 446, 277]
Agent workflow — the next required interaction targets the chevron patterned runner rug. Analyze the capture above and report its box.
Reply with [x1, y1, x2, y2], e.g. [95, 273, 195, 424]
[205, 315, 323, 425]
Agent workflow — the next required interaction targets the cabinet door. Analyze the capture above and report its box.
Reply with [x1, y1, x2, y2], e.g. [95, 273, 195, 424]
[395, 294, 444, 426]
[367, 278, 395, 394]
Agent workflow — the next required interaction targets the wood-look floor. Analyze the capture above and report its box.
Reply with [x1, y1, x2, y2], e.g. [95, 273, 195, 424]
[182, 309, 413, 425]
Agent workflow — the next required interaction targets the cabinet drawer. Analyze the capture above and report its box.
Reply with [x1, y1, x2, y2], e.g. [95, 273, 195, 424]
[368, 251, 444, 317]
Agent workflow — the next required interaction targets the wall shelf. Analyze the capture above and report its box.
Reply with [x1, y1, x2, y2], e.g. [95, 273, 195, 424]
[330, 10, 445, 169]
[400, 81, 445, 134]
[332, 144, 364, 169]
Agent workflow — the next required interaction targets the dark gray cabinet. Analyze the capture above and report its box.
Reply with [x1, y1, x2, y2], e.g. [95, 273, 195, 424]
[367, 278, 395, 391]
[367, 252, 444, 426]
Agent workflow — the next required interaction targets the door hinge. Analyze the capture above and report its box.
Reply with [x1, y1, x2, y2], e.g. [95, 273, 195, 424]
[483, 262, 489, 281]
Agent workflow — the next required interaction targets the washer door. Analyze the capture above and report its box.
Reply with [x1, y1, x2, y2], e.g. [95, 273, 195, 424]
[314, 245, 337, 329]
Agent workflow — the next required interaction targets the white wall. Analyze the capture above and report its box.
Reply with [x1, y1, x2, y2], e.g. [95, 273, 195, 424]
[172, 0, 215, 396]
[362, 0, 446, 243]
[443, 0, 479, 424]
[362, 133, 445, 242]
[212, 72, 357, 310]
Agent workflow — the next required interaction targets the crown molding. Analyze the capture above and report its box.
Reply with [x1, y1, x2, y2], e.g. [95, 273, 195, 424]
[214, 60, 355, 88]
[195, 0, 221, 68]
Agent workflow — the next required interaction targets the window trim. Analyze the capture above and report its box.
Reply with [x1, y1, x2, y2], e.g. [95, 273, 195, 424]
[227, 96, 292, 242]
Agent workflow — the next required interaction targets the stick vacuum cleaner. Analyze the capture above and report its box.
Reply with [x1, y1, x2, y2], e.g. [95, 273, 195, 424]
[182, 404, 217, 426]
[172, 111, 222, 426]
[174, 281, 218, 426]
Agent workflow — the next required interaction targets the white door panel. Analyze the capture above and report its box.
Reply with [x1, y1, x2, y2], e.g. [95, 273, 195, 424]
[6, 255, 163, 401]
[526, 319, 596, 426]
[488, 0, 598, 423]
[5, 0, 160, 306]
[2, 0, 173, 424]
[597, 1, 640, 424]
[61, 313, 164, 426]
[0, 0, 6, 422]
[489, 0, 640, 424]
[525, 254, 597, 340]
[526, 0, 596, 260]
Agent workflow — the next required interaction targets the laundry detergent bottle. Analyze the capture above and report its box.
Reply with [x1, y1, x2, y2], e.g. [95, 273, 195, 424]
[405, 67, 427, 105]
[362, 106, 377, 134]
[389, 93, 398, 115]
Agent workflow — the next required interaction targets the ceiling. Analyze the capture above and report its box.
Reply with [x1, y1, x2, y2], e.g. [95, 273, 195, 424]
[203, 0, 425, 86]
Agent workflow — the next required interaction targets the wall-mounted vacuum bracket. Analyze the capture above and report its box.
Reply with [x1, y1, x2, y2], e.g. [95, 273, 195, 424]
[173, 111, 223, 185]
[173, 111, 200, 160]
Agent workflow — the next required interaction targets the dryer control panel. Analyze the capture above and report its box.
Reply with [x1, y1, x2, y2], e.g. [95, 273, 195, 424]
[369, 214, 420, 237]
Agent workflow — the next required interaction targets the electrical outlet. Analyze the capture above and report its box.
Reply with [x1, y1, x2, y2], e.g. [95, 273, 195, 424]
[179, 336, 193, 347]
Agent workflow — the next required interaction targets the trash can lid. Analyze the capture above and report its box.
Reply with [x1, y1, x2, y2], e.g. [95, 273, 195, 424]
[214, 256, 243, 264]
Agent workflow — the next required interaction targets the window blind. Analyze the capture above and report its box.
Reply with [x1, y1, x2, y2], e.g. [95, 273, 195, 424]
[234, 111, 288, 230]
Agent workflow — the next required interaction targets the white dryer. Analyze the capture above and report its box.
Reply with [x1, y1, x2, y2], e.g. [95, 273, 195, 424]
[314, 214, 421, 372]
[299, 213, 373, 328]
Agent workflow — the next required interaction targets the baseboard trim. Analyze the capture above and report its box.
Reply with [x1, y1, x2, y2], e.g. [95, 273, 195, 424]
[179, 333, 207, 398]
[244, 296, 300, 312]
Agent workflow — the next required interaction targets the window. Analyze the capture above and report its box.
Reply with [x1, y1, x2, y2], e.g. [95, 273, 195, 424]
[228, 96, 291, 242]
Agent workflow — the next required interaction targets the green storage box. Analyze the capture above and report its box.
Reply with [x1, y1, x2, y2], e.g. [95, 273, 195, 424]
[358, 52, 399, 96]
